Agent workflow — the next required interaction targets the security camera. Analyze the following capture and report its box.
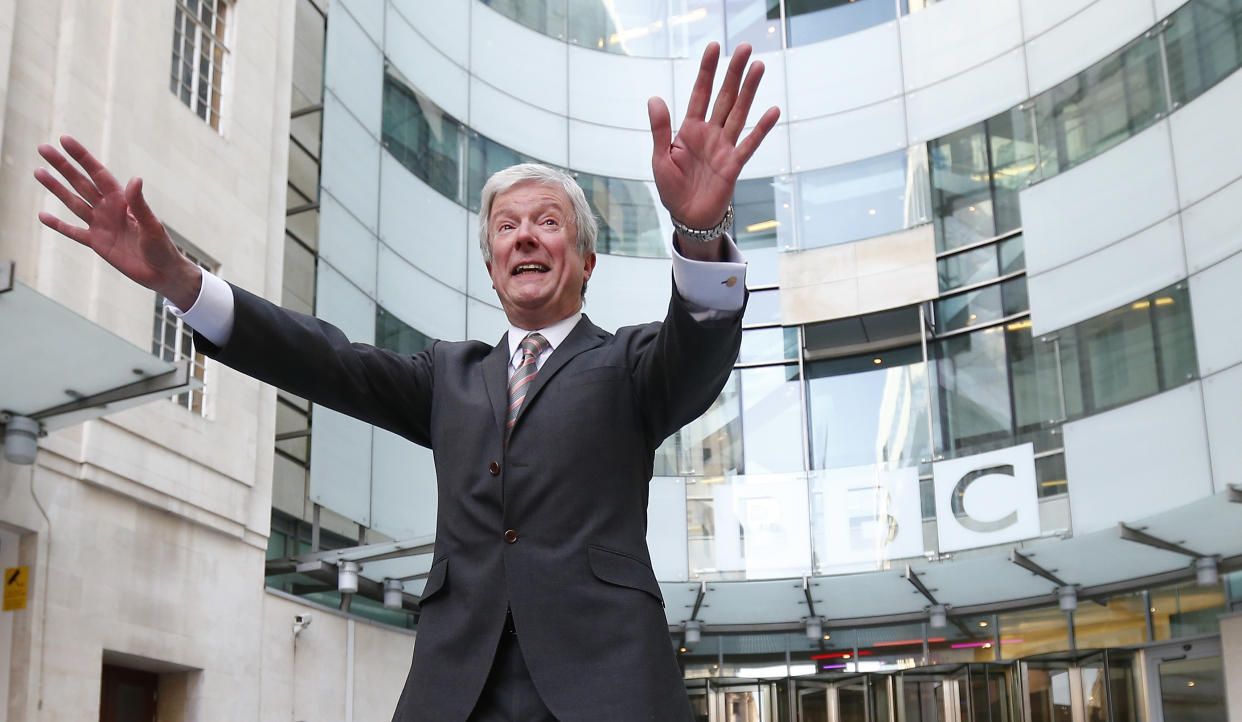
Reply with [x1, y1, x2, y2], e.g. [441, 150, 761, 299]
[295, 614, 312, 626]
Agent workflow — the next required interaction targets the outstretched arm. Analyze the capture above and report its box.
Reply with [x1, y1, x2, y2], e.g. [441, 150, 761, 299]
[648, 42, 780, 261]
[34, 135, 203, 309]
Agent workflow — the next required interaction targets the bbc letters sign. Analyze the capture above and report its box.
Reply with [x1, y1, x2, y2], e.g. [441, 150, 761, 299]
[818, 465, 923, 573]
[933, 443, 1039, 552]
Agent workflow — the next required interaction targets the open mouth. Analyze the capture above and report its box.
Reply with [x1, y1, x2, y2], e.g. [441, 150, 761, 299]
[512, 263, 550, 275]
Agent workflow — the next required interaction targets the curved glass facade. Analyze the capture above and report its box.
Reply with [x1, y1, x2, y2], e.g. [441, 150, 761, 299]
[272, 0, 1242, 658]
[481, 0, 941, 57]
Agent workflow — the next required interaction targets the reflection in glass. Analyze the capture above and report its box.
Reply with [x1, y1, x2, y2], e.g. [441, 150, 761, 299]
[935, 328, 1013, 455]
[1150, 579, 1227, 640]
[376, 306, 434, 355]
[668, 0, 726, 58]
[467, 134, 535, 212]
[930, 122, 994, 250]
[936, 285, 1003, 333]
[382, 73, 464, 202]
[568, 0, 671, 56]
[1158, 656, 1228, 722]
[577, 172, 669, 257]
[686, 473, 812, 579]
[1077, 300, 1160, 412]
[726, 0, 782, 53]
[1034, 34, 1166, 177]
[1164, 0, 1242, 106]
[1006, 324, 1063, 432]
[481, 0, 569, 39]
[785, 0, 897, 47]
[743, 288, 782, 326]
[987, 106, 1037, 234]
[1072, 591, 1148, 649]
[656, 366, 802, 476]
[1153, 282, 1197, 389]
[797, 151, 916, 249]
[734, 176, 793, 251]
[1026, 667, 1072, 722]
[806, 346, 931, 470]
[739, 327, 798, 363]
[938, 243, 999, 292]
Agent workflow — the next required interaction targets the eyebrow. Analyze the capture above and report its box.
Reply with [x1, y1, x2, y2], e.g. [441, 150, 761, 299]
[491, 201, 568, 225]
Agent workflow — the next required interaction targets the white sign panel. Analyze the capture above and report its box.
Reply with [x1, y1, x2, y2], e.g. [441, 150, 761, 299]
[709, 475, 813, 579]
[933, 443, 1040, 552]
[815, 465, 924, 573]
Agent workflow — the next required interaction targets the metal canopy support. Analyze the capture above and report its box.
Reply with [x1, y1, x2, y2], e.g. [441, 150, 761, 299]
[905, 565, 939, 605]
[1118, 522, 1203, 558]
[802, 576, 818, 617]
[1010, 548, 1069, 587]
[30, 360, 192, 429]
[689, 580, 708, 621]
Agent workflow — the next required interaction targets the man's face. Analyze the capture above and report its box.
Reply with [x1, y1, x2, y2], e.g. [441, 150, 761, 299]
[486, 181, 596, 330]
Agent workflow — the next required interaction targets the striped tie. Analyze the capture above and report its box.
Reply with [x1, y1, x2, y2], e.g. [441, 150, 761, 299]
[506, 332, 549, 439]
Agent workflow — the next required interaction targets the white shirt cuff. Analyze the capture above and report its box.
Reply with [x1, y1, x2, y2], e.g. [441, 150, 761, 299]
[671, 233, 747, 316]
[166, 269, 235, 347]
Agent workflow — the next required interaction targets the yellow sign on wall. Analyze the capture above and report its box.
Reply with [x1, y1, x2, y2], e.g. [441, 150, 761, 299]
[3, 566, 28, 612]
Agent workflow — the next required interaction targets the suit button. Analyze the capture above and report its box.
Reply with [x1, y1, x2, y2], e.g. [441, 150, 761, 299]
[504, 529, 518, 544]
[489, 461, 500, 476]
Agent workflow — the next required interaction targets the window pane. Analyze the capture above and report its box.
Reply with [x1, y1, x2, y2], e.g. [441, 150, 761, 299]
[482, 0, 569, 39]
[1035, 452, 1067, 498]
[998, 234, 1025, 275]
[999, 605, 1070, 659]
[1151, 283, 1197, 390]
[1034, 35, 1167, 176]
[739, 365, 804, 473]
[738, 327, 797, 363]
[930, 123, 994, 251]
[1077, 300, 1158, 412]
[1164, 0, 1242, 106]
[935, 328, 1013, 454]
[936, 285, 1002, 333]
[807, 346, 932, 470]
[656, 372, 742, 476]
[742, 289, 782, 326]
[987, 106, 1038, 234]
[1073, 591, 1148, 648]
[1007, 324, 1063, 431]
[376, 306, 434, 355]
[938, 244, 999, 292]
[733, 176, 791, 251]
[568, 0, 670, 56]
[668, 0, 726, 58]
[725, 0, 781, 53]
[381, 74, 463, 202]
[578, 173, 669, 258]
[467, 134, 533, 213]
[1150, 579, 1227, 640]
[797, 151, 912, 249]
[785, 0, 897, 46]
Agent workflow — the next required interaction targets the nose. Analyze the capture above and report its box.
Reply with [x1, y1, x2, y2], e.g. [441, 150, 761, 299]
[512, 218, 540, 248]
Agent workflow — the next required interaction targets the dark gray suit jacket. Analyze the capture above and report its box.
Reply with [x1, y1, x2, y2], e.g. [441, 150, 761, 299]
[198, 284, 742, 721]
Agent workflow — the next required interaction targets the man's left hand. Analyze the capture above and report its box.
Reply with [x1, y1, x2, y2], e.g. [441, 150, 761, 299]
[648, 42, 780, 249]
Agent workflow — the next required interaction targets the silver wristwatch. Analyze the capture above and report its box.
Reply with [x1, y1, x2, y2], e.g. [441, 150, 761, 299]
[672, 204, 734, 242]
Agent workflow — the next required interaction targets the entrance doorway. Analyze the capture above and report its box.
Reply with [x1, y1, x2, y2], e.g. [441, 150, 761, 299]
[1141, 637, 1227, 722]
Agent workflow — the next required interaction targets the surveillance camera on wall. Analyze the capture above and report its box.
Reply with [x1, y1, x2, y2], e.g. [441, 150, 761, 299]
[294, 614, 312, 626]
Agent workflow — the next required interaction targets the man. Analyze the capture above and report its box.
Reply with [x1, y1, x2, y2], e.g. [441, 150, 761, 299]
[37, 42, 779, 721]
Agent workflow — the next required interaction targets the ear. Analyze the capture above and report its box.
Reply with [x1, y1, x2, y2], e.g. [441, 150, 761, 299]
[582, 252, 596, 282]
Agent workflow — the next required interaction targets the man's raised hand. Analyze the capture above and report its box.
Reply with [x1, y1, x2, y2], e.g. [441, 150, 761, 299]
[647, 42, 780, 242]
[35, 135, 202, 309]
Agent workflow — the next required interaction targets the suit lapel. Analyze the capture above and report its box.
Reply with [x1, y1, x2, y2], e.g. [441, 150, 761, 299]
[511, 315, 608, 433]
[482, 331, 511, 439]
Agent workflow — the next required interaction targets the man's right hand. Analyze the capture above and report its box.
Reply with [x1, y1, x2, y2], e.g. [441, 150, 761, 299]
[35, 135, 202, 310]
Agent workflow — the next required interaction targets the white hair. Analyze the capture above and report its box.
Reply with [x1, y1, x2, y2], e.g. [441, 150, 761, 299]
[477, 163, 598, 265]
